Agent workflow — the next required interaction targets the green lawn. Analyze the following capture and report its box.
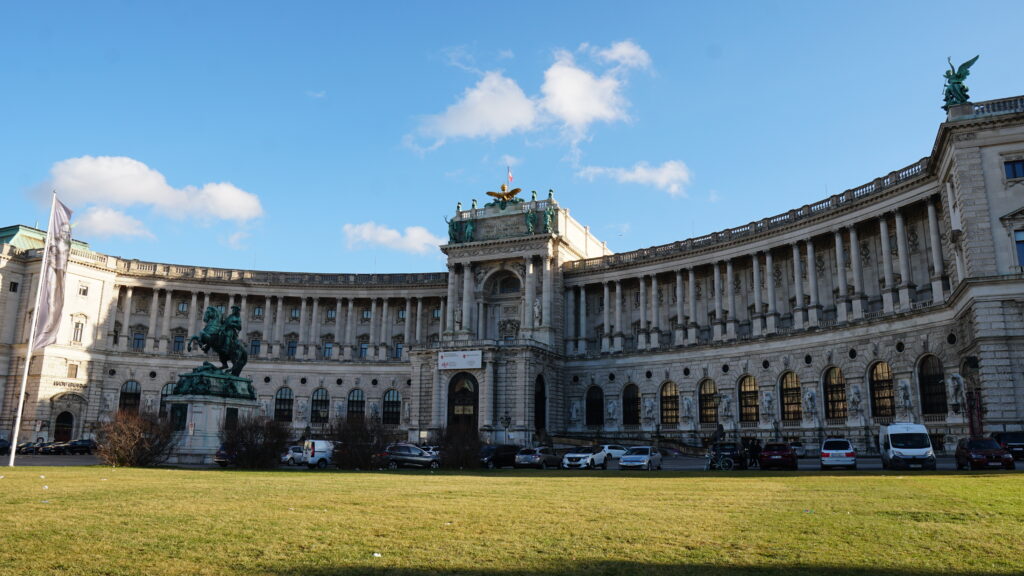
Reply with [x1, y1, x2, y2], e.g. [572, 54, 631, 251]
[1, 467, 1021, 576]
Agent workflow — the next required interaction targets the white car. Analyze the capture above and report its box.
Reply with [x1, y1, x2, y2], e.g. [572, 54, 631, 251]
[598, 444, 629, 459]
[562, 446, 609, 469]
[281, 445, 305, 466]
[819, 438, 857, 470]
[618, 446, 662, 470]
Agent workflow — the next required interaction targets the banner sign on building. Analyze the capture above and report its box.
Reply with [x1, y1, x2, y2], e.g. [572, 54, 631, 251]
[438, 350, 482, 370]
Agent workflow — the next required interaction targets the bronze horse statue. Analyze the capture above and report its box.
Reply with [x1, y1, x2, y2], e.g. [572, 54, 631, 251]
[188, 306, 248, 377]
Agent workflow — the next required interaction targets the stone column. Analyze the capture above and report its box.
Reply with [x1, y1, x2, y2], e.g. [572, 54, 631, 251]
[565, 288, 576, 355]
[369, 298, 378, 357]
[791, 243, 804, 330]
[577, 285, 587, 354]
[239, 295, 248, 325]
[650, 274, 661, 348]
[403, 298, 412, 358]
[308, 297, 319, 359]
[542, 257, 553, 330]
[751, 254, 763, 337]
[332, 298, 342, 360]
[687, 268, 698, 343]
[273, 295, 283, 358]
[261, 295, 271, 358]
[297, 297, 308, 357]
[146, 288, 159, 352]
[712, 262, 723, 341]
[834, 230, 848, 323]
[461, 265, 473, 337]
[614, 280, 624, 352]
[806, 240, 820, 327]
[927, 198, 945, 302]
[415, 298, 423, 345]
[477, 301, 485, 339]
[432, 364, 442, 428]
[379, 298, 390, 360]
[638, 276, 648, 349]
[849, 225, 865, 319]
[445, 264, 457, 335]
[894, 209, 913, 311]
[674, 270, 685, 345]
[481, 356, 495, 428]
[120, 286, 133, 351]
[188, 291, 198, 341]
[879, 215, 895, 313]
[523, 257, 536, 333]
[160, 289, 173, 353]
[601, 281, 611, 352]
[725, 260, 737, 339]
[765, 251, 777, 333]
[344, 298, 354, 359]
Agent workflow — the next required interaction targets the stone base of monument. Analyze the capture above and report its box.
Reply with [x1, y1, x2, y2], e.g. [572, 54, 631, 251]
[165, 365, 259, 465]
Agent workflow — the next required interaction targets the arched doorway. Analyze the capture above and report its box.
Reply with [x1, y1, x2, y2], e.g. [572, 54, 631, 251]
[534, 375, 547, 432]
[448, 372, 479, 430]
[54, 412, 74, 442]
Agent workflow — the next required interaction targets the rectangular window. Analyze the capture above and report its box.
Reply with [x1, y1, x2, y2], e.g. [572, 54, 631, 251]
[250, 339, 261, 355]
[358, 343, 369, 358]
[432, 308, 441, 319]
[361, 309, 372, 320]
[67, 364, 78, 379]
[286, 340, 297, 358]
[215, 305, 225, 314]
[72, 322, 84, 343]
[397, 309, 406, 320]
[323, 342, 333, 359]
[290, 308, 301, 319]
[177, 301, 189, 314]
[1016, 230, 1024, 267]
[326, 308, 337, 320]
[173, 335, 185, 353]
[253, 305, 264, 318]
[1005, 160, 1024, 180]
[132, 332, 146, 351]
[9, 282, 18, 293]
[78, 284, 89, 297]
[394, 343, 403, 359]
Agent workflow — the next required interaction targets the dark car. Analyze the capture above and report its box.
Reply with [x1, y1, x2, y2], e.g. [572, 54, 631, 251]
[17, 442, 41, 455]
[0, 439, 11, 455]
[759, 442, 799, 470]
[373, 443, 441, 470]
[65, 439, 97, 455]
[955, 437, 1015, 470]
[514, 446, 561, 469]
[213, 444, 235, 467]
[991, 431, 1024, 461]
[40, 442, 69, 455]
[711, 442, 748, 470]
[480, 444, 519, 469]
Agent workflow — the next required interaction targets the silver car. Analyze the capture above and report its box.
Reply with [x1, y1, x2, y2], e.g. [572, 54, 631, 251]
[618, 446, 662, 470]
[820, 438, 857, 470]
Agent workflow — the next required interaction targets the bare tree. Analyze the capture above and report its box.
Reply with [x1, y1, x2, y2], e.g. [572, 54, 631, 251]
[96, 412, 178, 467]
[219, 413, 291, 469]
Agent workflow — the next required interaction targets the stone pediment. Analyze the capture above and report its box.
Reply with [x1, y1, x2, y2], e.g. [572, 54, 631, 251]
[998, 207, 1024, 223]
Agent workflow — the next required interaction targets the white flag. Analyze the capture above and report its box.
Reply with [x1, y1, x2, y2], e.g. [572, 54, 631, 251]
[32, 198, 73, 351]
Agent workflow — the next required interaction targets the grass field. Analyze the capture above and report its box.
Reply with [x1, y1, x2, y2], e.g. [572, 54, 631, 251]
[2, 467, 1022, 576]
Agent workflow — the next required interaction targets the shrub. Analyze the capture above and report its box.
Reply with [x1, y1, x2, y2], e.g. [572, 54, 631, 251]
[438, 422, 482, 469]
[96, 412, 178, 467]
[326, 417, 387, 469]
[219, 413, 291, 469]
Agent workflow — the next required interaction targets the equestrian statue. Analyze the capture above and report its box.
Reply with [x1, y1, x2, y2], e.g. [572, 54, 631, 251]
[188, 305, 248, 377]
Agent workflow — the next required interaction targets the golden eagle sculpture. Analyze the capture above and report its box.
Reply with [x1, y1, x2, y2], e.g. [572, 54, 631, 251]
[486, 183, 522, 202]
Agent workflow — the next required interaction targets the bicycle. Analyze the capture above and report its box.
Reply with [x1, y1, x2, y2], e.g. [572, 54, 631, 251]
[704, 450, 735, 471]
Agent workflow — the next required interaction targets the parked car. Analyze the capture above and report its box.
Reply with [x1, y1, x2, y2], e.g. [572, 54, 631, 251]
[65, 439, 97, 455]
[710, 442, 747, 470]
[598, 444, 629, 459]
[373, 443, 441, 470]
[880, 422, 936, 470]
[514, 446, 561, 469]
[991, 431, 1024, 461]
[759, 442, 799, 470]
[820, 438, 857, 470]
[281, 445, 305, 466]
[213, 444, 235, 467]
[562, 446, 608, 470]
[618, 446, 662, 470]
[955, 437, 1016, 470]
[42, 442, 70, 455]
[303, 439, 335, 469]
[479, 444, 519, 469]
[0, 439, 10, 455]
[420, 445, 441, 456]
[17, 442, 40, 455]
[789, 441, 807, 458]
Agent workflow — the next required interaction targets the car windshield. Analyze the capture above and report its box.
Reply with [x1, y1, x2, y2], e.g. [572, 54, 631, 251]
[764, 444, 789, 452]
[624, 447, 650, 456]
[891, 433, 930, 449]
[480, 446, 495, 455]
[822, 440, 850, 450]
[570, 447, 596, 454]
[968, 439, 1000, 450]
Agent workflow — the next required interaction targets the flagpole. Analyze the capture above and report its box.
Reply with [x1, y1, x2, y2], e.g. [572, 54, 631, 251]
[7, 192, 57, 467]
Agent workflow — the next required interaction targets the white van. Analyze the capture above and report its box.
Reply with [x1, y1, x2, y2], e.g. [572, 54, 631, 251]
[303, 439, 334, 469]
[879, 423, 936, 470]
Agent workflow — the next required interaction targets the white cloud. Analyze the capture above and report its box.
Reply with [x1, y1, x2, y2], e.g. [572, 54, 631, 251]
[419, 72, 537, 143]
[500, 154, 521, 168]
[227, 230, 250, 250]
[75, 206, 154, 239]
[497, 49, 515, 60]
[306, 90, 327, 99]
[596, 40, 652, 71]
[577, 160, 692, 197]
[708, 190, 721, 203]
[45, 156, 263, 222]
[342, 222, 445, 255]
[540, 50, 628, 135]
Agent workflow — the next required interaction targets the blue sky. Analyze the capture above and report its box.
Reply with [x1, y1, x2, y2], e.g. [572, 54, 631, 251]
[2, 2, 1021, 273]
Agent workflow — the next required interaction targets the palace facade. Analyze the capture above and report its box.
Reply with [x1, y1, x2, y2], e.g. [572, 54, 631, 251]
[3, 95, 1024, 452]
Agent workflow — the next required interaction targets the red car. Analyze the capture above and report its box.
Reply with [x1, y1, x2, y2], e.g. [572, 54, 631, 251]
[759, 442, 799, 470]
[955, 438, 1015, 470]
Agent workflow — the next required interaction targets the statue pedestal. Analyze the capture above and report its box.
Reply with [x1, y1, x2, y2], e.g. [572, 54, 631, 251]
[165, 366, 258, 465]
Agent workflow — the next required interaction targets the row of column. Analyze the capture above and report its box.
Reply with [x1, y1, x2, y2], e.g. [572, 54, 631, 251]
[442, 255, 555, 339]
[109, 289, 439, 361]
[565, 199, 946, 354]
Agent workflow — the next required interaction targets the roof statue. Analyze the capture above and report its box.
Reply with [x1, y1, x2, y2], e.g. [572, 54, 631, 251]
[485, 183, 524, 210]
[943, 55, 979, 110]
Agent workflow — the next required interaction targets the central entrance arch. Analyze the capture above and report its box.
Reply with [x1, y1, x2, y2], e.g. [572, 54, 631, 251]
[54, 412, 74, 442]
[447, 372, 479, 430]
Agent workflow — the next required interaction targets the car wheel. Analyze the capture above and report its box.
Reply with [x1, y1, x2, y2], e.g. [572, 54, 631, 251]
[646, 461, 653, 471]
[602, 460, 608, 470]
[287, 457, 296, 466]
[720, 458, 734, 472]
[387, 460, 399, 470]
[317, 459, 328, 470]
[429, 460, 440, 470]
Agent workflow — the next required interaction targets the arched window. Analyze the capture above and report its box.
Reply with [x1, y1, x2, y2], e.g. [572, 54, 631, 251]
[310, 388, 330, 424]
[870, 362, 895, 418]
[781, 372, 801, 422]
[585, 386, 604, 426]
[739, 376, 758, 422]
[119, 380, 141, 413]
[274, 387, 294, 422]
[919, 355, 947, 414]
[660, 382, 679, 425]
[382, 389, 401, 425]
[699, 380, 718, 424]
[347, 389, 365, 422]
[622, 384, 640, 425]
[159, 382, 174, 418]
[824, 367, 847, 420]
